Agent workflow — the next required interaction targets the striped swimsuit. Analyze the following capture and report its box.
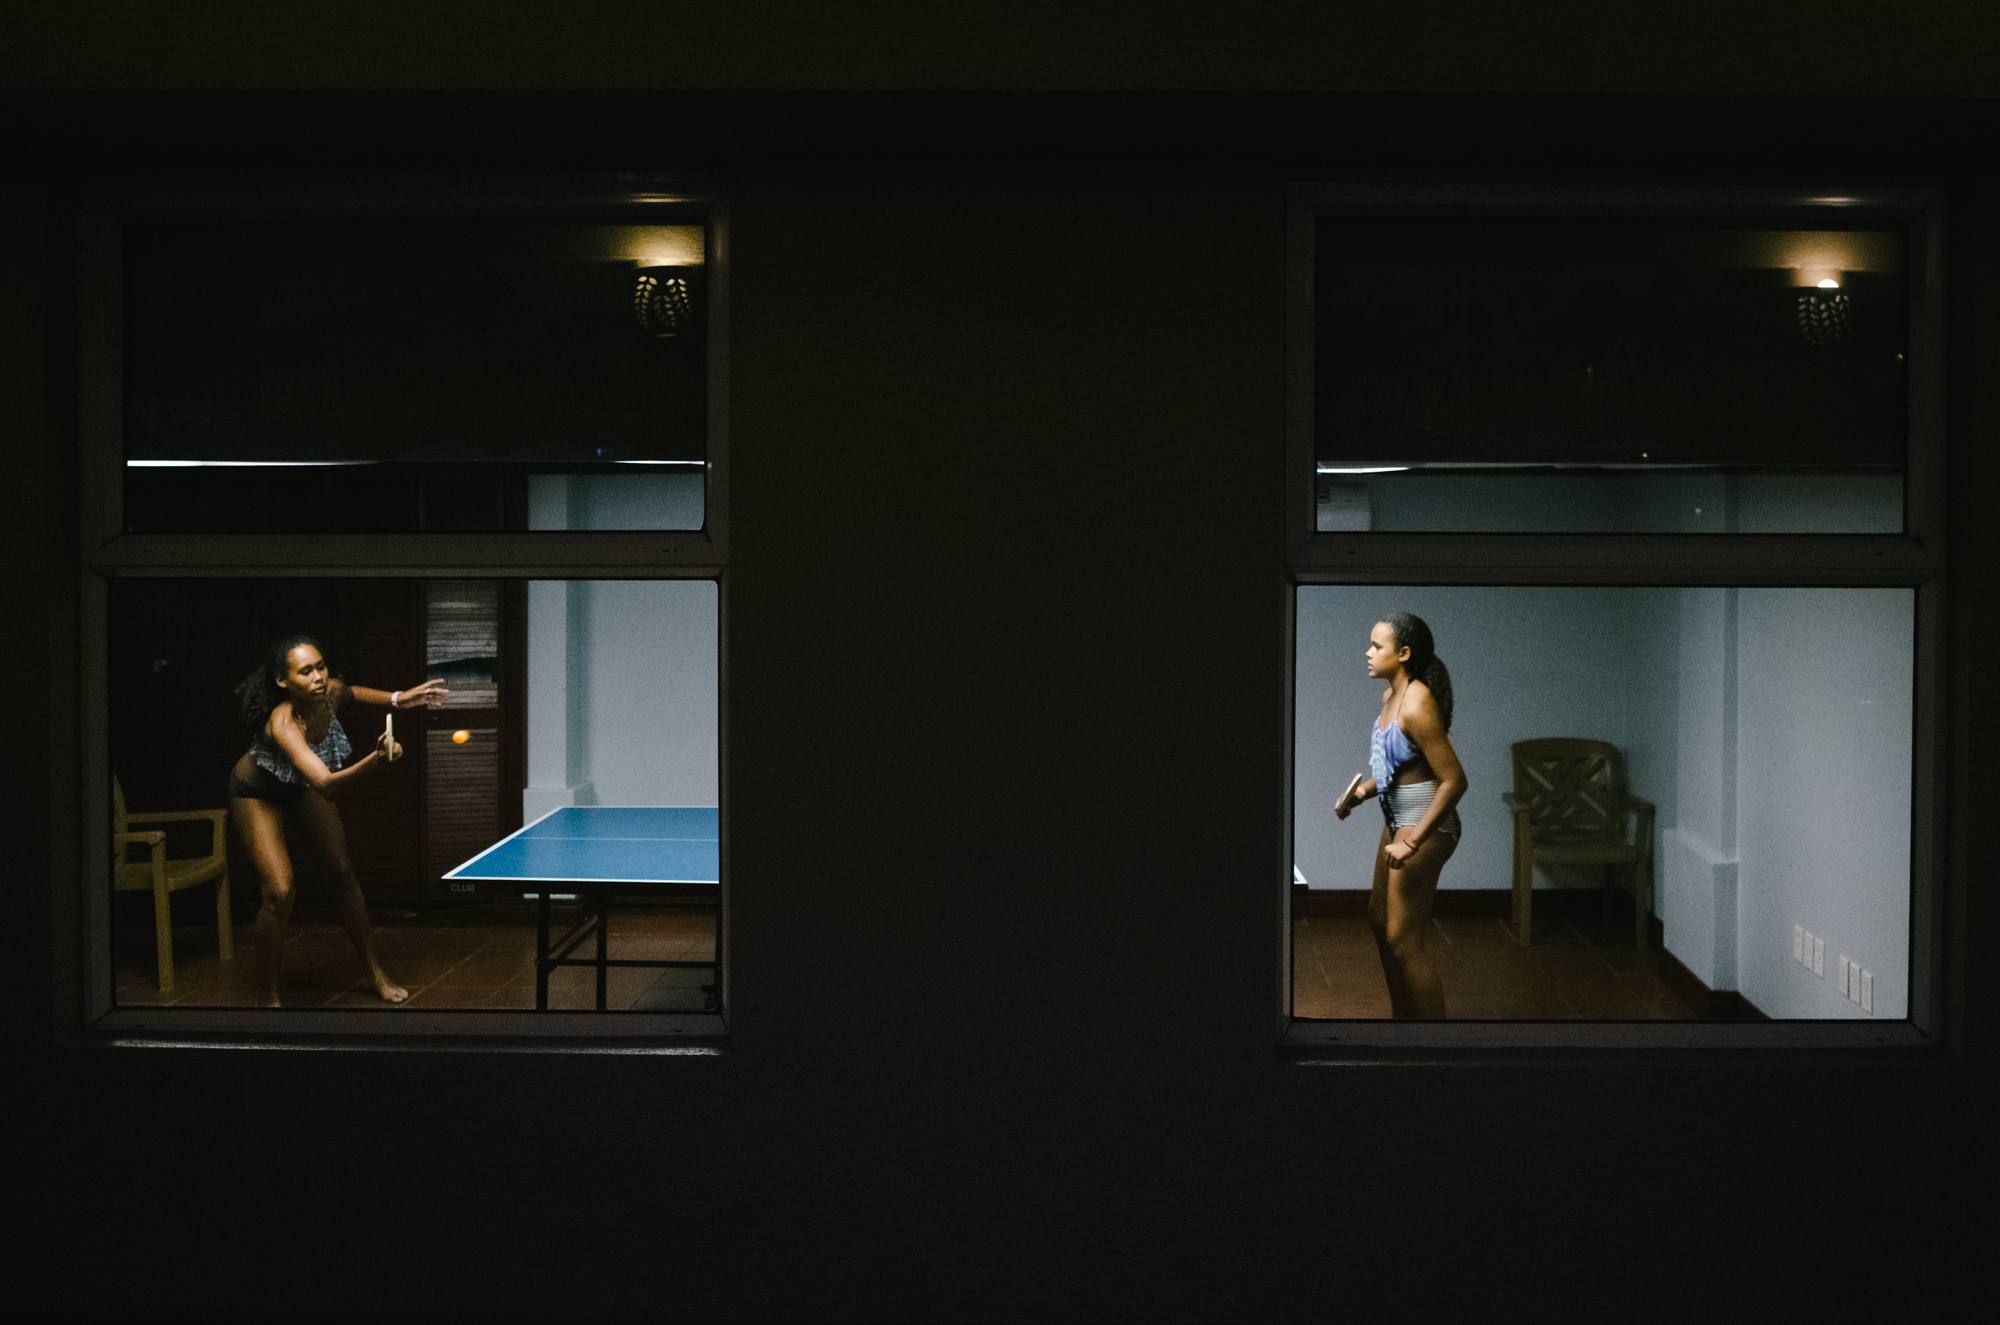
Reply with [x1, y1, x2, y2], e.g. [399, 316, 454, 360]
[1371, 713, 1461, 839]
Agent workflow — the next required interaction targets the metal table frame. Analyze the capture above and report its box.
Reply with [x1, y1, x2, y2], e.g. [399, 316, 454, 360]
[533, 888, 717, 1011]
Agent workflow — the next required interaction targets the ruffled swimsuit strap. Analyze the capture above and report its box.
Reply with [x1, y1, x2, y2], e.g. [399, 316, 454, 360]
[252, 709, 351, 784]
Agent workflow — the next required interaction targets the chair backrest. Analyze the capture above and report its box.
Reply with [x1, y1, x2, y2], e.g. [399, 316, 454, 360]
[1511, 738, 1624, 840]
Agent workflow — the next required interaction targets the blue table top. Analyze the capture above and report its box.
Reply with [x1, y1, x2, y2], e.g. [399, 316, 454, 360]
[444, 806, 719, 886]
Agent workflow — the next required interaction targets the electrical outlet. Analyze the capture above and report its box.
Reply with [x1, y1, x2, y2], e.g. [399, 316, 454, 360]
[1794, 924, 1804, 962]
[1861, 969, 1873, 1014]
[1813, 936, 1825, 976]
[1849, 970, 1862, 1004]
[1839, 956, 1850, 996]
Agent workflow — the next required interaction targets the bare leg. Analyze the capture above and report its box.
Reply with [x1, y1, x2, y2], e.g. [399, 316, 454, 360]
[230, 770, 295, 1008]
[288, 790, 408, 1003]
[1367, 824, 1457, 1018]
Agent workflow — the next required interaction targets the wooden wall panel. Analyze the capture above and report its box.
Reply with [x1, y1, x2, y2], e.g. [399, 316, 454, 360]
[423, 725, 499, 888]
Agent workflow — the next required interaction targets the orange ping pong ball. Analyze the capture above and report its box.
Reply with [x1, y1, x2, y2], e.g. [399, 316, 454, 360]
[451, 730, 470, 744]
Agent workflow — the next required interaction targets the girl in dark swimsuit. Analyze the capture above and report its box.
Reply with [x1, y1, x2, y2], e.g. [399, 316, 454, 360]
[1333, 613, 1469, 1018]
[229, 634, 447, 1007]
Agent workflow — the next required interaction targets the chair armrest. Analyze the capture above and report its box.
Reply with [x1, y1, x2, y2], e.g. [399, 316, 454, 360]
[122, 807, 228, 855]
[113, 830, 167, 875]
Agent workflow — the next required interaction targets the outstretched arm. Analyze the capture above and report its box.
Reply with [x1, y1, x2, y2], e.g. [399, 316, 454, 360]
[342, 678, 451, 710]
[1382, 687, 1468, 866]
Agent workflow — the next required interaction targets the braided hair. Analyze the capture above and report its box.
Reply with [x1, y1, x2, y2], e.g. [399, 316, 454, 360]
[234, 633, 325, 730]
[1385, 611, 1453, 731]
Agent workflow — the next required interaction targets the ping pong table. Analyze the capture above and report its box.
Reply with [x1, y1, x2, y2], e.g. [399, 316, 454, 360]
[442, 805, 719, 1011]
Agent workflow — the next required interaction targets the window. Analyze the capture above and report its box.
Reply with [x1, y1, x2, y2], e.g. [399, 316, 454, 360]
[1313, 216, 1909, 534]
[121, 218, 708, 533]
[1283, 184, 1943, 1049]
[80, 176, 729, 1040]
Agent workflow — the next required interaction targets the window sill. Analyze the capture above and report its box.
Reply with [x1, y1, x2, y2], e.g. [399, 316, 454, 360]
[83, 1006, 727, 1050]
[1282, 1016, 1932, 1060]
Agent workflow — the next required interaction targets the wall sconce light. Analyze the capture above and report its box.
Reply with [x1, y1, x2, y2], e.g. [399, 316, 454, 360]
[1792, 267, 1850, 346]
[634, 269, 694, 337]
[1796, 280, 1851, 347]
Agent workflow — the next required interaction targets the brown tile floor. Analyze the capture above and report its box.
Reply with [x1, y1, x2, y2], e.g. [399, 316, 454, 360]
[1293, 912, 1701, 1020]
[115, 904, 717, 1012]
[124, 904, 1689, 1019]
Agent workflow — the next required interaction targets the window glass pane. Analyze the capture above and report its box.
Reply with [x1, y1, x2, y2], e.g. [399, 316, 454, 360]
[123, 221, 707, 532]
[1293, 586, 1911, 1020]
[1315, 219, 1907, 533]
[107, 577, 719, 1012]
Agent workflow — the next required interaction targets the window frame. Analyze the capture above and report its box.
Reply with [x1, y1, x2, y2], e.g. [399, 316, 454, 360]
[1280, 182, 1948, 1053]
[67, 174, 732, 1046]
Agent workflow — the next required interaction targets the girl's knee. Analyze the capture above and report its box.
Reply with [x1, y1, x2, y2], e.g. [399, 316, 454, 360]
[261, 875, 295, 914]
[1384, 927, 1427, 965]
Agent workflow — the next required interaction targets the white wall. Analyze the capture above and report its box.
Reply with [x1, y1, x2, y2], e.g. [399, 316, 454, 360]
[1347, 470, 1900, 534]
[523, 474, 719, 818]
[528, 470, 704, 531]
[578, 580, 719, 806]
[524, 579, 719, 816]
[1734, 588, 1911, 1018]
[1656, 588, 1740, 989]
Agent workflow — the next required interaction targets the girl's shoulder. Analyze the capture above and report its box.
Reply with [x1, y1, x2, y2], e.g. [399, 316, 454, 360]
[258, 702, 294, 750]
[1400, 681, 1444, 730]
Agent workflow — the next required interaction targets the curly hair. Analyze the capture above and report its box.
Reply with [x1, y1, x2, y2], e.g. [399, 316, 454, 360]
[1384, 611, 1453, 731]
[233, 633, 327, 730]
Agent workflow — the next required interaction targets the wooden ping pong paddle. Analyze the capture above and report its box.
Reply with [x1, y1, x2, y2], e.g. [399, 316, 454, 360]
[1339, 771, 1365, 812]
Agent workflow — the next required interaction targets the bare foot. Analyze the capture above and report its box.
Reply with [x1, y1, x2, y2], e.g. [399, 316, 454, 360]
[373, 974, 410, 1004]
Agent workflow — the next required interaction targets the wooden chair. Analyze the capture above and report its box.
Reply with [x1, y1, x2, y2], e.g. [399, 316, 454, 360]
[113, 776, 233, 992]
[1502, 738, 1655, 949]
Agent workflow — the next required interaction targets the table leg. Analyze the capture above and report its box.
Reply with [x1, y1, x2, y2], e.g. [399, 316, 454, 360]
[596, 895, 610, 1010]
[537, 891, 551, 1012]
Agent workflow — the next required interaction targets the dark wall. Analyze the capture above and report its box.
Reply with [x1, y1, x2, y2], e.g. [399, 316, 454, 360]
[3, 8, 1995, 1320]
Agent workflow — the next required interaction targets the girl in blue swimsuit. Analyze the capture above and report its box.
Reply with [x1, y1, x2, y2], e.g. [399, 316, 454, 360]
[228, 634, 447, 1007]
[1333, 612, 1468, 1018]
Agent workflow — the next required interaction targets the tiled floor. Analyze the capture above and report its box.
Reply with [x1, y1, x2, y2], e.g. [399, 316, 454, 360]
[1293, 912, 1701, 1020]
[115, 904, 717, 1012]
[122, 903, 1687, 1019]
